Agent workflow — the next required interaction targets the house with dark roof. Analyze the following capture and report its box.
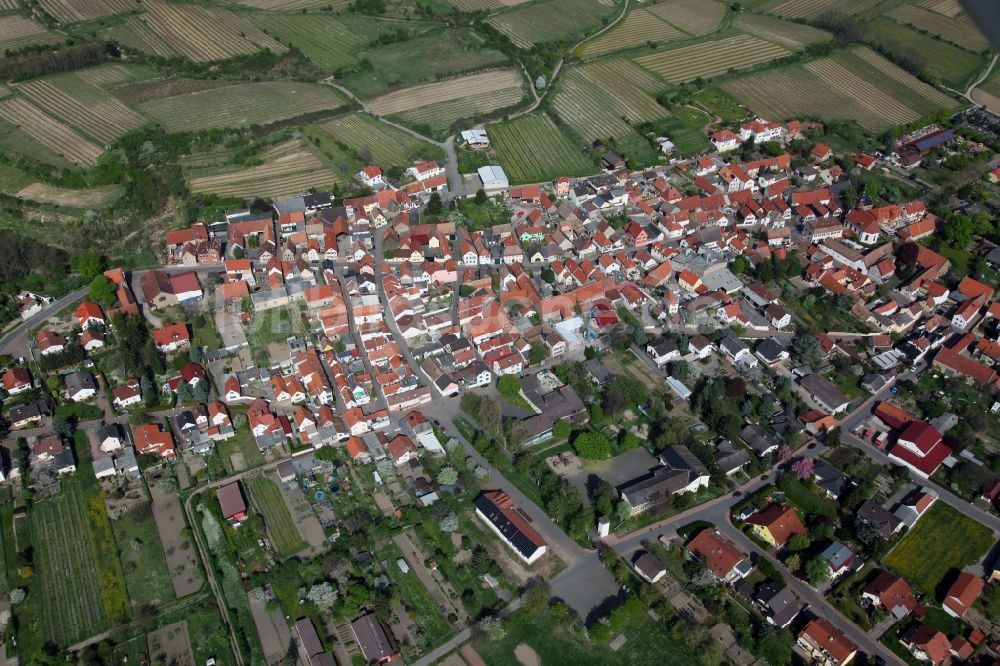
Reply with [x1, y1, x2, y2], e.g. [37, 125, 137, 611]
[752, 580, 803, 628]
[857, 500, 902, 539]
[812, 458, 847, 499]
[633, 552, 666, 584]
[474, 490, 547, 564]
[820, 541, 858, 580]
[619, 445, 709, 516]
[350, 613, 397, 664]
[799, 373, 850, 413]
[740, 423, 780, 456]
[295, 617, 336, 666]
[217, 481, 247, 524]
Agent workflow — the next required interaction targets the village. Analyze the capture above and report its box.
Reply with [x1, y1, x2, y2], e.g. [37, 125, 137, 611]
[2, 109, 1000, 666]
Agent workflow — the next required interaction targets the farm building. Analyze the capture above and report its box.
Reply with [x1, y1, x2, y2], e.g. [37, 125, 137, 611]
[478, 165, 509, 192]
[461, 128, 489, 148]
[217, 481, 247, 524]
[474, 489, 547, 564]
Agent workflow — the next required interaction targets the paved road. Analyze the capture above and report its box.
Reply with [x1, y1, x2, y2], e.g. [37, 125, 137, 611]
[0, 286, 88, 357]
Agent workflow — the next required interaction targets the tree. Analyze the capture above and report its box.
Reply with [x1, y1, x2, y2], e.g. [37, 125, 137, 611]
[480, 616, 506, 641]
[52, 415, 72, 438]
[305, 582, 338, 613]
[541, 268, 555, 284]
[426, 192, 443, 214]
[477, 397, 501, 436]
[436, 465, 459, 486]
[573, 432, 611, 459]
[791, 458, 814, 480]
[732, 255, 748, 274]
[474, 189, 488, 205]
[88, 274, 117, 307]
[176, 382, 192, 403]
[790, 333, 822, 368]
[777, 444, 792, 461]
[76, 252, 105, 281]
[788, 534, 811, 552]
[530, 341, 546, 365]
[805, 556, 831, 586]
[439, 512, 459, 533]
[670, 360, 691, 383]
[784, 554, 801, 572]
[553, 419, 571, 440]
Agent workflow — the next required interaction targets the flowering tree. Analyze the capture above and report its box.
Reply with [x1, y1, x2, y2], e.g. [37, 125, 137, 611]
[791, 457, 814, 481]
[437, 465, 459, 486]
[777, 444, 792, 461]
[480, 616, 506, 641]
[439, 512, 459, 533]
[306, 582, 338, 613]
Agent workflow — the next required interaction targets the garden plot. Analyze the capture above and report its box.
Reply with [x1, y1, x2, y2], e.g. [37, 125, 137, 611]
[635, 34, 789, 83]
[246, 474, 307, 558]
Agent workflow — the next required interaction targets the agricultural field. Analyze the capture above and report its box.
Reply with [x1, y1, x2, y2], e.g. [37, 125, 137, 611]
[720, 47, 959, 132]
[551, 59, 667, 140]
[139, 81, 346, 132]
[112, 77, 237, 105]
[761, 0, 880, 19]
[187, 138, 338, 198]
[862, 18, 984, 87]
[579, 9, 685, 57]
[246, 13, 399, 73]
[340, 29, 509, 99]
[116, 1, 286, 62]
[365, 69, 523, 116]
[246, 474, 307, 558]
[393, 88, 526, 135]
[656, 106, 711, 154]
[0, 14, 62, 53]
[885, 503, 993, 593]
[487, 0, 619, 48]
[634, 34, 789, 83]
[316, 113, 443, 168]
[29, 479, 130, 647]
[76, 62, 158, 87]
[733, 13, 832, 49]
[0, 97, 103, 165]
[17, 71, 147, 144]
[488, 112, 593, 184]
[645, 0, 727, 36]
[886, 4, 989, 52]
[36, 0, 136, 23]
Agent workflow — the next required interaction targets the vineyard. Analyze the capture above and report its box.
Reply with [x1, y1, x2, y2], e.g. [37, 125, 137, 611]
[761, 0, 879, 19]
[886, 4, 988, 52]
[368, 69, 523, 116]
[37, 0, 136, 23]
[139, 81, 346, 132]
[317, 113, 443, 168]
[113, 78, 235, 105]
[732, 13, 832, 50]
[118, 1, 286, 62]
[551, 59, 667, 140]
[721, 47, 959, 132]
[488, 113, 593, 184]
[635, 34, 789, 83]
[246, 475, 307, 559]
[234, 0, 350, 8]
[247, 13, 396, 73]
[30, 480, 130, 647]
[0, 15, 61, 52]
[394, 88, 526, 134]
[580, 9, 684, 57]
[0, 97, 102, 165]
[645, 0, 726, 36]
[863, 18, 982, 86]
[918, 0, 961, 16]
[76, 63, 156, 87]
[487, 0, 618, 48]
[449, 0, 530, 11]
[187, 138, 338, 198]
[18, 73, 147, 144]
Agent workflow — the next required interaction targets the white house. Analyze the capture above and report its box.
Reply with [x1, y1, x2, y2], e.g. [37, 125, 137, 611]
[646, 338, 680, 367]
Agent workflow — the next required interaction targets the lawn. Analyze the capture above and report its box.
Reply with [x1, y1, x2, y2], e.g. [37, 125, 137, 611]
[475, 602, 695, 665]
[777, 474, 838, 519]
[246, 474, 307, 558]
[244, 306, 295, 363]
[885, 503, 993, 596]
[111, 502, 175, 609]
[217, 422, 265, 473]
[191, 313, 222, 351]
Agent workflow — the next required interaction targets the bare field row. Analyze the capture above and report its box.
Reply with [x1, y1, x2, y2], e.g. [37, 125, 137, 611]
[368, 69, 522, 115]
[0, 14, 61, 53]
[448, 0, 530, 11]
[19, 76, 146, 144]
[189, 149, 337, 198]
[762, 0, 879, 18]
[635, 34, 788, 83]
[918, 0, 961, 16]
[487, 0, 617, 48]
[733, 13, 832, 49]
[580, 9, 684, 56]
[233, 0, 350, 9]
